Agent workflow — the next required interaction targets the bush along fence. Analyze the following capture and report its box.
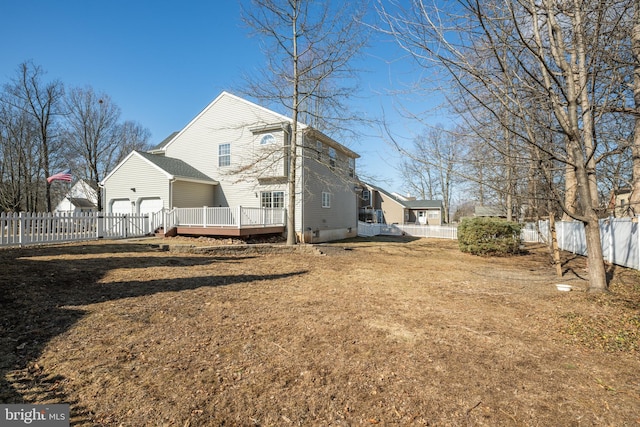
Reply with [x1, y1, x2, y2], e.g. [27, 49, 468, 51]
[0, 211, 150, 248]
[358, 216, 640, 271]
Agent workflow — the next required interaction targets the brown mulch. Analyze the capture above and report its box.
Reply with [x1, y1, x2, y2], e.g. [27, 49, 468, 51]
[0, 236, 639, 426]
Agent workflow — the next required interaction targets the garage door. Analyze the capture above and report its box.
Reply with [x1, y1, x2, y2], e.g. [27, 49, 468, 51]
[110, 199, 131, 215]
[139, 197, 163, 215]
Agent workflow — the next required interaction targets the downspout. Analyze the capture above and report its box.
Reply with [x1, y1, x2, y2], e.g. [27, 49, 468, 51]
[97, 181, 105, 213]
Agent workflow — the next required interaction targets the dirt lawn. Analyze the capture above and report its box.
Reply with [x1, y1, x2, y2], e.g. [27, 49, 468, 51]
[0, 236, 639, 426]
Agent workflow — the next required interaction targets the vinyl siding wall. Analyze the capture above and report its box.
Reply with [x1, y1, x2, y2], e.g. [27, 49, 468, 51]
[379, 194, 406, 224]
[301, 136, 357, 242]
[163, 94, 289, 211]
[102, 154, 170, 213]
[172, 181, 215, 208]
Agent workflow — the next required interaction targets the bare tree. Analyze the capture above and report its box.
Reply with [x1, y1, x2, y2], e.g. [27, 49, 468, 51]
[400, 125, 460, 223]
[0, 103, 39, 211]
[241, 0, 368, 244]
[628, 4, 640, 212]
[63, 87, 150, 210]
[1, 61, 64, 212]
[377, 0, 636, 292]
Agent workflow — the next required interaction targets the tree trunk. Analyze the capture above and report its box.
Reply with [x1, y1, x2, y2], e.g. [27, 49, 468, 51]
[549, 212, 563, 277]
[629, 4, 640, 214]
[571, 142, 608, 292]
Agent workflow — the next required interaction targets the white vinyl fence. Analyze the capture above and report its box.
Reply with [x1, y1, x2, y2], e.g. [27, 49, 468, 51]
[358, 217, 640, 270]
[0, 211, 150, 248]
[554, 218, 640, 270]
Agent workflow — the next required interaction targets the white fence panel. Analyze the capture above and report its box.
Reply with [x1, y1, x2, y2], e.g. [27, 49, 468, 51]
[0, 212, 149, 248]
[395, 224, 458, 239]
[556, 218, 640, 270]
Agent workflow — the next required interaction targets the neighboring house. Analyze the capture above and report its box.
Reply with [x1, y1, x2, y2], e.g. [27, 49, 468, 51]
[474, 205, 506, 218]
[54, 179, 98, 213]
[100, 91, 360, 243]
[608, 188, 634, 217]
[358, 182, 443, 225]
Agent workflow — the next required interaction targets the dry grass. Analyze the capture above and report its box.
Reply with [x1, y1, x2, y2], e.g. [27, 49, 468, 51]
[1, 236, 639, 426]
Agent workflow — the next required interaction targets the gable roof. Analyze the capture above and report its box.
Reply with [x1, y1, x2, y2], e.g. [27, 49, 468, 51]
[153, 91, 358, 159]
[135, 151, 218, 184]
[100, 151, 218, 186]
[403, 199, 443, 209]
[363, 182, 442, 210]
[157, 91, 296, 153]
[149, 131, 179, 153]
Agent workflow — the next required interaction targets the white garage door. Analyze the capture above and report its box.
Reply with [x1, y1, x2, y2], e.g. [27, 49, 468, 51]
[110, 199, 131, 215]
[139, 198, 163, 215]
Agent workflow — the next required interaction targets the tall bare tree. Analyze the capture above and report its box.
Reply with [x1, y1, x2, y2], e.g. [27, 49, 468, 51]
[241, 0, 368, 244]
[1, 61, 64, 212]
[63, 87, 150, 210]
[377, 0, 636, 292]
[400, 125, 460, 223]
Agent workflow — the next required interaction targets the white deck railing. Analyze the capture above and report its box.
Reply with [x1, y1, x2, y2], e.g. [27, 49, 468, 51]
[152, 206, 286, 231]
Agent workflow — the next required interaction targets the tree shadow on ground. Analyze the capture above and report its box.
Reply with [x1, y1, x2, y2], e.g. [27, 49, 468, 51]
[0, 243, 308, 423]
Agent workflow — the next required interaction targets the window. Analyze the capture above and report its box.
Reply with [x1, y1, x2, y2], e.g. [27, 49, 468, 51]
[348, 158, 355, 177]
[428, 210, 440, 219]
[322, 192, 331, 208]
[260, 134, 276, 145]
[218, 143, 230, 167]
[316, 141, 323, 160]
[328, 147, 336, 169]
[261, 191, 284, 208]
[362, 190, 370, 202]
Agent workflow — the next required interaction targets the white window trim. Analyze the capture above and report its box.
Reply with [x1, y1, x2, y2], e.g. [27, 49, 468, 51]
[322, 192, 331, 208]
[260, 133, 276, 145]
[218, 143, 231, 167]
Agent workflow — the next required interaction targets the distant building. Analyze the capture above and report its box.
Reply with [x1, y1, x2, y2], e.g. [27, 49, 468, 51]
[357, 182, 443, 225]
[54, 180, 98, 213]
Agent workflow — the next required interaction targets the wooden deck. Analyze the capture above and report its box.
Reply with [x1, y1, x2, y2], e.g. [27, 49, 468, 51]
[173, 225, 285, 237]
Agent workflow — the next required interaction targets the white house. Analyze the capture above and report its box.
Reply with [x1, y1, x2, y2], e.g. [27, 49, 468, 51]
[54, 179, 98, 213]
[99, 91, 360, 243]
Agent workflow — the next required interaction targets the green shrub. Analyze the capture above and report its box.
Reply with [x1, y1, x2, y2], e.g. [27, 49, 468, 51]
[458, 217, 523, 256]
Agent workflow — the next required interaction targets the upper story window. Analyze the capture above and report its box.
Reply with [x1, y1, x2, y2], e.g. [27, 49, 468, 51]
[316, 141, 323, 160]
[260, 134, 276, 145]
[218, 143, 230, 167]
[328, 147, 336, 169]
[348, 158, 355, 177]
[362, 189, 370, 202]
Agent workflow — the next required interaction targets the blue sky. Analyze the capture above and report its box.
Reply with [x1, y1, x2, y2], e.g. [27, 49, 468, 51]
[1, 0, 448, 194]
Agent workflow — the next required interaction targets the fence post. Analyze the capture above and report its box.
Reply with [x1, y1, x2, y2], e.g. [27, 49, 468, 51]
[203, 206, 207, 227]
[19, 212, 26, 247]
[237, 206, 242, 228]
[608, 216, 614, 264]
[637, 216, 640, 271]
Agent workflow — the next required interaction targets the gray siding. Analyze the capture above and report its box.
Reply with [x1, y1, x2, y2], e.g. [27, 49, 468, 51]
[301, 135, 357, 240]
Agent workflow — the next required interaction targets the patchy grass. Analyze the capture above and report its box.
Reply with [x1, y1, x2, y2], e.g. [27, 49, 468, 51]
[1, 237, 639, 426]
